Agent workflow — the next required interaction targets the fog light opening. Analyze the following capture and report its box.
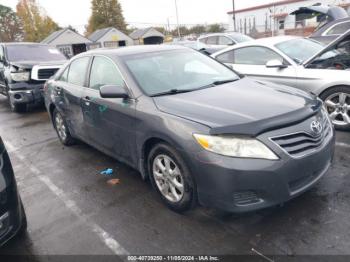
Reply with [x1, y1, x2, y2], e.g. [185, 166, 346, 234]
[14, 94, 22, 100]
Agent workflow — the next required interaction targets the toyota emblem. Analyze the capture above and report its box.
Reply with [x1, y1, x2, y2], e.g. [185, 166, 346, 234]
[310, 120, 323, 136]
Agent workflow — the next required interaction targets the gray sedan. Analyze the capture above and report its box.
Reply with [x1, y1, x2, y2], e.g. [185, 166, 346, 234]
[212, 31, 350, 130]
[44, 45, 334, 213]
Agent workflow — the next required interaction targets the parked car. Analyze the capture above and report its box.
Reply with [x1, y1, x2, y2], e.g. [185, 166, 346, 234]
[166, 40, 220, 55]
[212, 31, 350, 131]
[44, 45, 335, 213]
[291, 4, 349, 44]
[198, 32, 253, 50]
[0, 136, 27, 246]
[0, 43, 67, 112]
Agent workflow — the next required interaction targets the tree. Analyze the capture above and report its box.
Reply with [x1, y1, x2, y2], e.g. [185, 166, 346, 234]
[0, 4, 23, 42]
[86, 0, 127, 35]
[189, 25, 206, 35]
[154, 26, 166, 35]
[16, 0, 60, 42]
[207, 23, 225, 33]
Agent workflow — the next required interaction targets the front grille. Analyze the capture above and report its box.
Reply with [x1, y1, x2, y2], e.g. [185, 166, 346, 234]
[271, 114, 332, 158]
[37, 68, 59, 80]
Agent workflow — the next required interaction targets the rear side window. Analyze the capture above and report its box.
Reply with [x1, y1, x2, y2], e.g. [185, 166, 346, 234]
[216, 50, 235, 63]
[233, 46, 283, 65]
[326, 22, 350, 36]
[218, 36, 234, 45]
[206, 36, 218, 45]
[89, 57, 124, 90]
[67, 57, 90, 86]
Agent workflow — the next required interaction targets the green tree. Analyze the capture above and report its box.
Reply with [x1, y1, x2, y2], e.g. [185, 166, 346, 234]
[189, 25, 206, 35]
[207, 23, 225, 33]
[0, 4, 23, 42]
[16, 0, 60, 42]
[86, 0, 127, 35]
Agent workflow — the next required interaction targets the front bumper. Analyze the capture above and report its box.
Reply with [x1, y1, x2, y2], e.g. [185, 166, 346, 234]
[8, 82, 45, 105]
[190, 129, 335, 213]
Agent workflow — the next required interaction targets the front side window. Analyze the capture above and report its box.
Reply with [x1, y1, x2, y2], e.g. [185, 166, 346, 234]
[326, 22, 350, 36]
[275, 38, 325, 64]
[59, 66, 69, 82]
[123, 49, 239, 96]
[216, 50, 235, 63]
[89, 57, 124, 90]
[198, 37, 207, 44]
[233, 46, 283, 65]
[67, 57, 90, 86]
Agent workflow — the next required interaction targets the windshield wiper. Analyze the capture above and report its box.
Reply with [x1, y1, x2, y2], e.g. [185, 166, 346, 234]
[151, 88, 196, 97]
[212, 79, 238, 85]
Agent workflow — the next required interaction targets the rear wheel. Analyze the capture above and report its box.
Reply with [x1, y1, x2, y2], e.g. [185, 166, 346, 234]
[320, 86, 350, 131]
[53, 109, 76, 146]
[148, 143, 196, 212]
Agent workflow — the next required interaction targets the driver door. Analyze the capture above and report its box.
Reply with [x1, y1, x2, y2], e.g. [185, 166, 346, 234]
[215, 46, 297, 88]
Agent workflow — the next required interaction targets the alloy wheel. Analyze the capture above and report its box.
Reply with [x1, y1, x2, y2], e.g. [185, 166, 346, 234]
[325, 92, 350, 126]
[55, 113, 67, 141]
[152, 154, 185, 203]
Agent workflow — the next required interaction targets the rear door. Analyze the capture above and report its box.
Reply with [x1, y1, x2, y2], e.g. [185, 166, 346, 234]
[215, 46, 297, 87]
[56, 56, 91, 140]
[82, 56, 136, 161]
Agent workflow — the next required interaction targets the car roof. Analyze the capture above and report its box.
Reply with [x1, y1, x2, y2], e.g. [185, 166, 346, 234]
[198, 32, 247, 38]
[83, 45, 187, 58]
[227, 35, 300, 49]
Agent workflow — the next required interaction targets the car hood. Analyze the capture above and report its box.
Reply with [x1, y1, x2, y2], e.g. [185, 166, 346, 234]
[9, 60, 67, 70]
[153, 78, 321, 136]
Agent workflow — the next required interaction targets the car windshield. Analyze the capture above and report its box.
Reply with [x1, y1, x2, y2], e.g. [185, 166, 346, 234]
[6, 45, 66, 62]
[229, 33, 253, 43]
[275, 38, 326, 63]
[123, 49, 239, 96]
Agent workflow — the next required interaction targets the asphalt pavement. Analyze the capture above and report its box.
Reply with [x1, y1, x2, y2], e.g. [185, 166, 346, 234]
[0, 96, 349, 261]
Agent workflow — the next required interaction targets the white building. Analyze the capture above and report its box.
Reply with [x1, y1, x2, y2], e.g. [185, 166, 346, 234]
[89, 27, 134, 48]
[227, 0, 350, 37]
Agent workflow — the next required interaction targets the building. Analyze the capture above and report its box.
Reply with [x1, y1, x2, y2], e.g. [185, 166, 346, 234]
[89, 27, 134, 48]
[41, 28, 96, 58]
[129, 27, 165, 45]
[227, 0, 350, 38]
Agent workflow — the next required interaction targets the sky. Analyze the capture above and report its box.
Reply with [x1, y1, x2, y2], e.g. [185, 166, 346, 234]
[0, 0, 269, 33]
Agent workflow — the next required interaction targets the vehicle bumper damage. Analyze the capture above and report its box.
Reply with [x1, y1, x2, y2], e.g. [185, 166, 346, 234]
[8, 83, 45, 106]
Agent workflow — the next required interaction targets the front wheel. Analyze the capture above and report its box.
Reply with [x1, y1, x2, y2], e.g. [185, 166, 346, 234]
[148, 143, 196, 212]
[53, 109, 76, 146]
[321, 86, 350, 131]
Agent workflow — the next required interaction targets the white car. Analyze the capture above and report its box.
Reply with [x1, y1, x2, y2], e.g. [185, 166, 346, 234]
[198, 32, 253, 49]
[212, 31, 350, 130]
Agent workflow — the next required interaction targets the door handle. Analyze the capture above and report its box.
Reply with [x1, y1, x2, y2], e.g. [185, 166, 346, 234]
[83, 96, 91, 106]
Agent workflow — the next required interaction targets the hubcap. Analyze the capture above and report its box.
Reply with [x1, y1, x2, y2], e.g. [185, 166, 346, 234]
[325, 92, 350, 126]
[55, 113, 67, 141]
[152, 155, 184, 203]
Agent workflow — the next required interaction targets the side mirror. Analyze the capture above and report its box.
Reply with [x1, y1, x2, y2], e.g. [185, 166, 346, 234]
[100, 85, 129, 99]
[266, 60, 287, 69]
[228, 42, 235, 46]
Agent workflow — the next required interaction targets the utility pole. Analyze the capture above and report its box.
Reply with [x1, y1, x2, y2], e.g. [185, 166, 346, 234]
[175, 0, 181, 38]
[232, 0, 236, 31]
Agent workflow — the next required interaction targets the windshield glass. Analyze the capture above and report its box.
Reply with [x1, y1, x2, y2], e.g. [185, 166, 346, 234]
[229, 34, 253, 43]
[6, 45, 66, 62]
[123, 49, 239, 96]
[275, 38, 326, 63]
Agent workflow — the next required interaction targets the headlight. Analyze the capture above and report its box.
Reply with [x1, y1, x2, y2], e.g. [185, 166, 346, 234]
[10, 72, 30, 82]
[193, 134, 278, 160]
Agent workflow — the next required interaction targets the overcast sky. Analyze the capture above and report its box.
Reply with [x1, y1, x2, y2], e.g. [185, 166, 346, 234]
[0, 0, 268, 33]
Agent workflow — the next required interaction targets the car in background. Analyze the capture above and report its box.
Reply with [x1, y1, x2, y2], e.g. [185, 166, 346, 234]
[44, 45, 334, 213]
[291, 4, 349, 44]
[212, 31, 350, 131]
[166, 40, 221, 55]
[0, 136, 27, 246]
[0, 43, 67, 112]
[198, 32, 253, 50]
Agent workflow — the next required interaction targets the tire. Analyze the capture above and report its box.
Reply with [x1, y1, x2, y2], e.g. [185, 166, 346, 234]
[320, 86, 350, 131]
[148, 143, 197, 212]
[18, 201, 27, 235]
[53, 109, 76, 146]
